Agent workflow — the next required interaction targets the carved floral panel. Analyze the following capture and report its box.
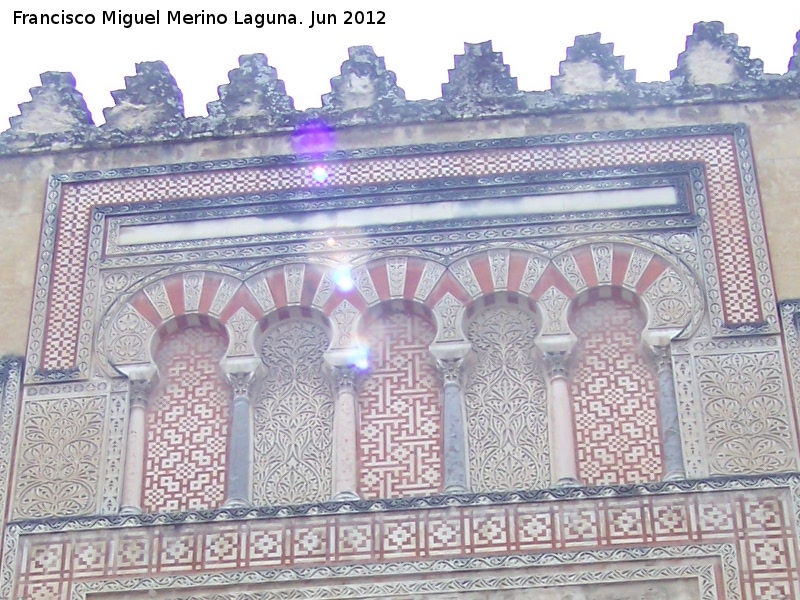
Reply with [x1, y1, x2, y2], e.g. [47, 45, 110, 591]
[253, 320, 334, 505]
[696, 350, 796, 475]
[13, 395, 106, 519]
[465, 306, 550, 491]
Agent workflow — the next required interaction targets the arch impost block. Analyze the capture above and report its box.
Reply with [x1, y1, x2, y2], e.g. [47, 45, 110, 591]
[534, 333, 577, 354]
[641, 327, 683, 348]
[220, 355, 260, 375]
[428, 341, 472, 361]
[116, 363, 158, 383]
[323, 347, 357, 368]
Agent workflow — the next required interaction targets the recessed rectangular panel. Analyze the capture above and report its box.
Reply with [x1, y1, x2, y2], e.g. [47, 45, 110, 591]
[117, 186, 678, 247]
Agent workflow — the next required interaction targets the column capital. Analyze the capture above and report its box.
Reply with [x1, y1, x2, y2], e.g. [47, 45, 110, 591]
[649, 344, 672, 374]
[128, 378, 152, 409]
[332, 365, 356, 392]
[226, 371, 255, 398]
[542, 350, 571, 380]
[429, 341, 471, 386]
[436, 357, 465, 385]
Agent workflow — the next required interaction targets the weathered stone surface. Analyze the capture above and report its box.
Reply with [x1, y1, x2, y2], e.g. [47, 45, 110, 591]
[206, 53, 296, 132]
[552, 33, 636, 95]
[102, 61, 185, 133]
[318, 46, 408, 125]
[671, 21, 764, 85]
[442, 41, 525, 118]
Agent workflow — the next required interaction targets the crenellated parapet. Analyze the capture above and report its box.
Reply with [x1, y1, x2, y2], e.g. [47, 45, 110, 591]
[2, 21, 800, 155]
[102, 60, 185, 138]
[205, 53, 296, 134]
[551, 33, 636, 95]
[2, 72, 94, 150]
[317, 45, 408, 125]
[441, 41, 525, 118]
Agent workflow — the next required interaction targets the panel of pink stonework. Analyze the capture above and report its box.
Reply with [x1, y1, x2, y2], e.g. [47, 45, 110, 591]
[357, 310, 443, 499]
[142, 326, 230, 512]
[570, 296, 664, 485]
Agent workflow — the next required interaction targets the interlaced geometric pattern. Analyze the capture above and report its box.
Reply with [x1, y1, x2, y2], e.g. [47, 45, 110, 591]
[357, 310, 443, 498]
[570, 297, 663, 485]
[253, 320, 334, 505]
[40, 134, 762, 370]
[142, 326, 230, 513]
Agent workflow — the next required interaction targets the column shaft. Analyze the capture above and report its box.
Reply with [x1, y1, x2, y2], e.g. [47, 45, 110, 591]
[224, 372, 254, 507]
[443, 380, 469, 493]
[120, 380, 150, 514]
[655, 347, 686, 479]
[332, 366, 359, 500]
[549, 375, 580, 486]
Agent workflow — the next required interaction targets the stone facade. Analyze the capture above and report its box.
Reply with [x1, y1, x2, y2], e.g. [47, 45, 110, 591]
[1, 20, 800, 600]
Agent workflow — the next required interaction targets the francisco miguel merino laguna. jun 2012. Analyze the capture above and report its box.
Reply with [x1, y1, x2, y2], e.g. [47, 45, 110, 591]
[11, 10, 313, 28]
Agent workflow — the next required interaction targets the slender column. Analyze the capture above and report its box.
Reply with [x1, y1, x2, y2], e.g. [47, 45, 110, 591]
[224, 371, 255, 508]
[331, 365, 360, 500]
[652, 345, 686, 480]
[437, 357, 470, 493]
[543, 350, 581, 487]
[120, 378, 151, 514]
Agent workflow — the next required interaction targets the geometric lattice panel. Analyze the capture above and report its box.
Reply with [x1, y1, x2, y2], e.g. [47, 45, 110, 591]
[142, 326, 230, 513]
[570, 296, 664, 485]
[357, 310, 443, 499]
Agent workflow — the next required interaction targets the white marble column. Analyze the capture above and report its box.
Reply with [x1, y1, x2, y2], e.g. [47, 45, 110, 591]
[652, 344, 686, 480]
[542, 349, 581, 487]
[120, 376, 153, 514]
[224, 371, 255, 508]
[330, 364, 360, 500]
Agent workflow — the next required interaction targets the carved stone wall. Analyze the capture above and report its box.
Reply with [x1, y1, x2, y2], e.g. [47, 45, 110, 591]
[142, 325, 230, 513]
[570, 296, 664, 486]
[253, 320, 333, 505]
[357, 309, 443, 498]
[464, 305, 549, 491]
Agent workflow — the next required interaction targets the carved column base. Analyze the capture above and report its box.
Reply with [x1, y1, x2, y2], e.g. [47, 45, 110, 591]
[222, 497, 252, 509]
[333, 491, 360, 502]
[444, 484, 469, 494]
[556, 477, 582, 488]
[663, 469, 686, 481]
[119, 505, 143, 515]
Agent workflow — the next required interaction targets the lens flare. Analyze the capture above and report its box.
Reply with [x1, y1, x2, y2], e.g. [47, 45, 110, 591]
[348, 343, 370, 371]
[332, 264, 354, 292]
[312, 166, 329, 182]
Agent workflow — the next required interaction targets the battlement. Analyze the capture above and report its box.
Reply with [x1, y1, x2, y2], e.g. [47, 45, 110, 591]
[2, 20, 799, 155]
